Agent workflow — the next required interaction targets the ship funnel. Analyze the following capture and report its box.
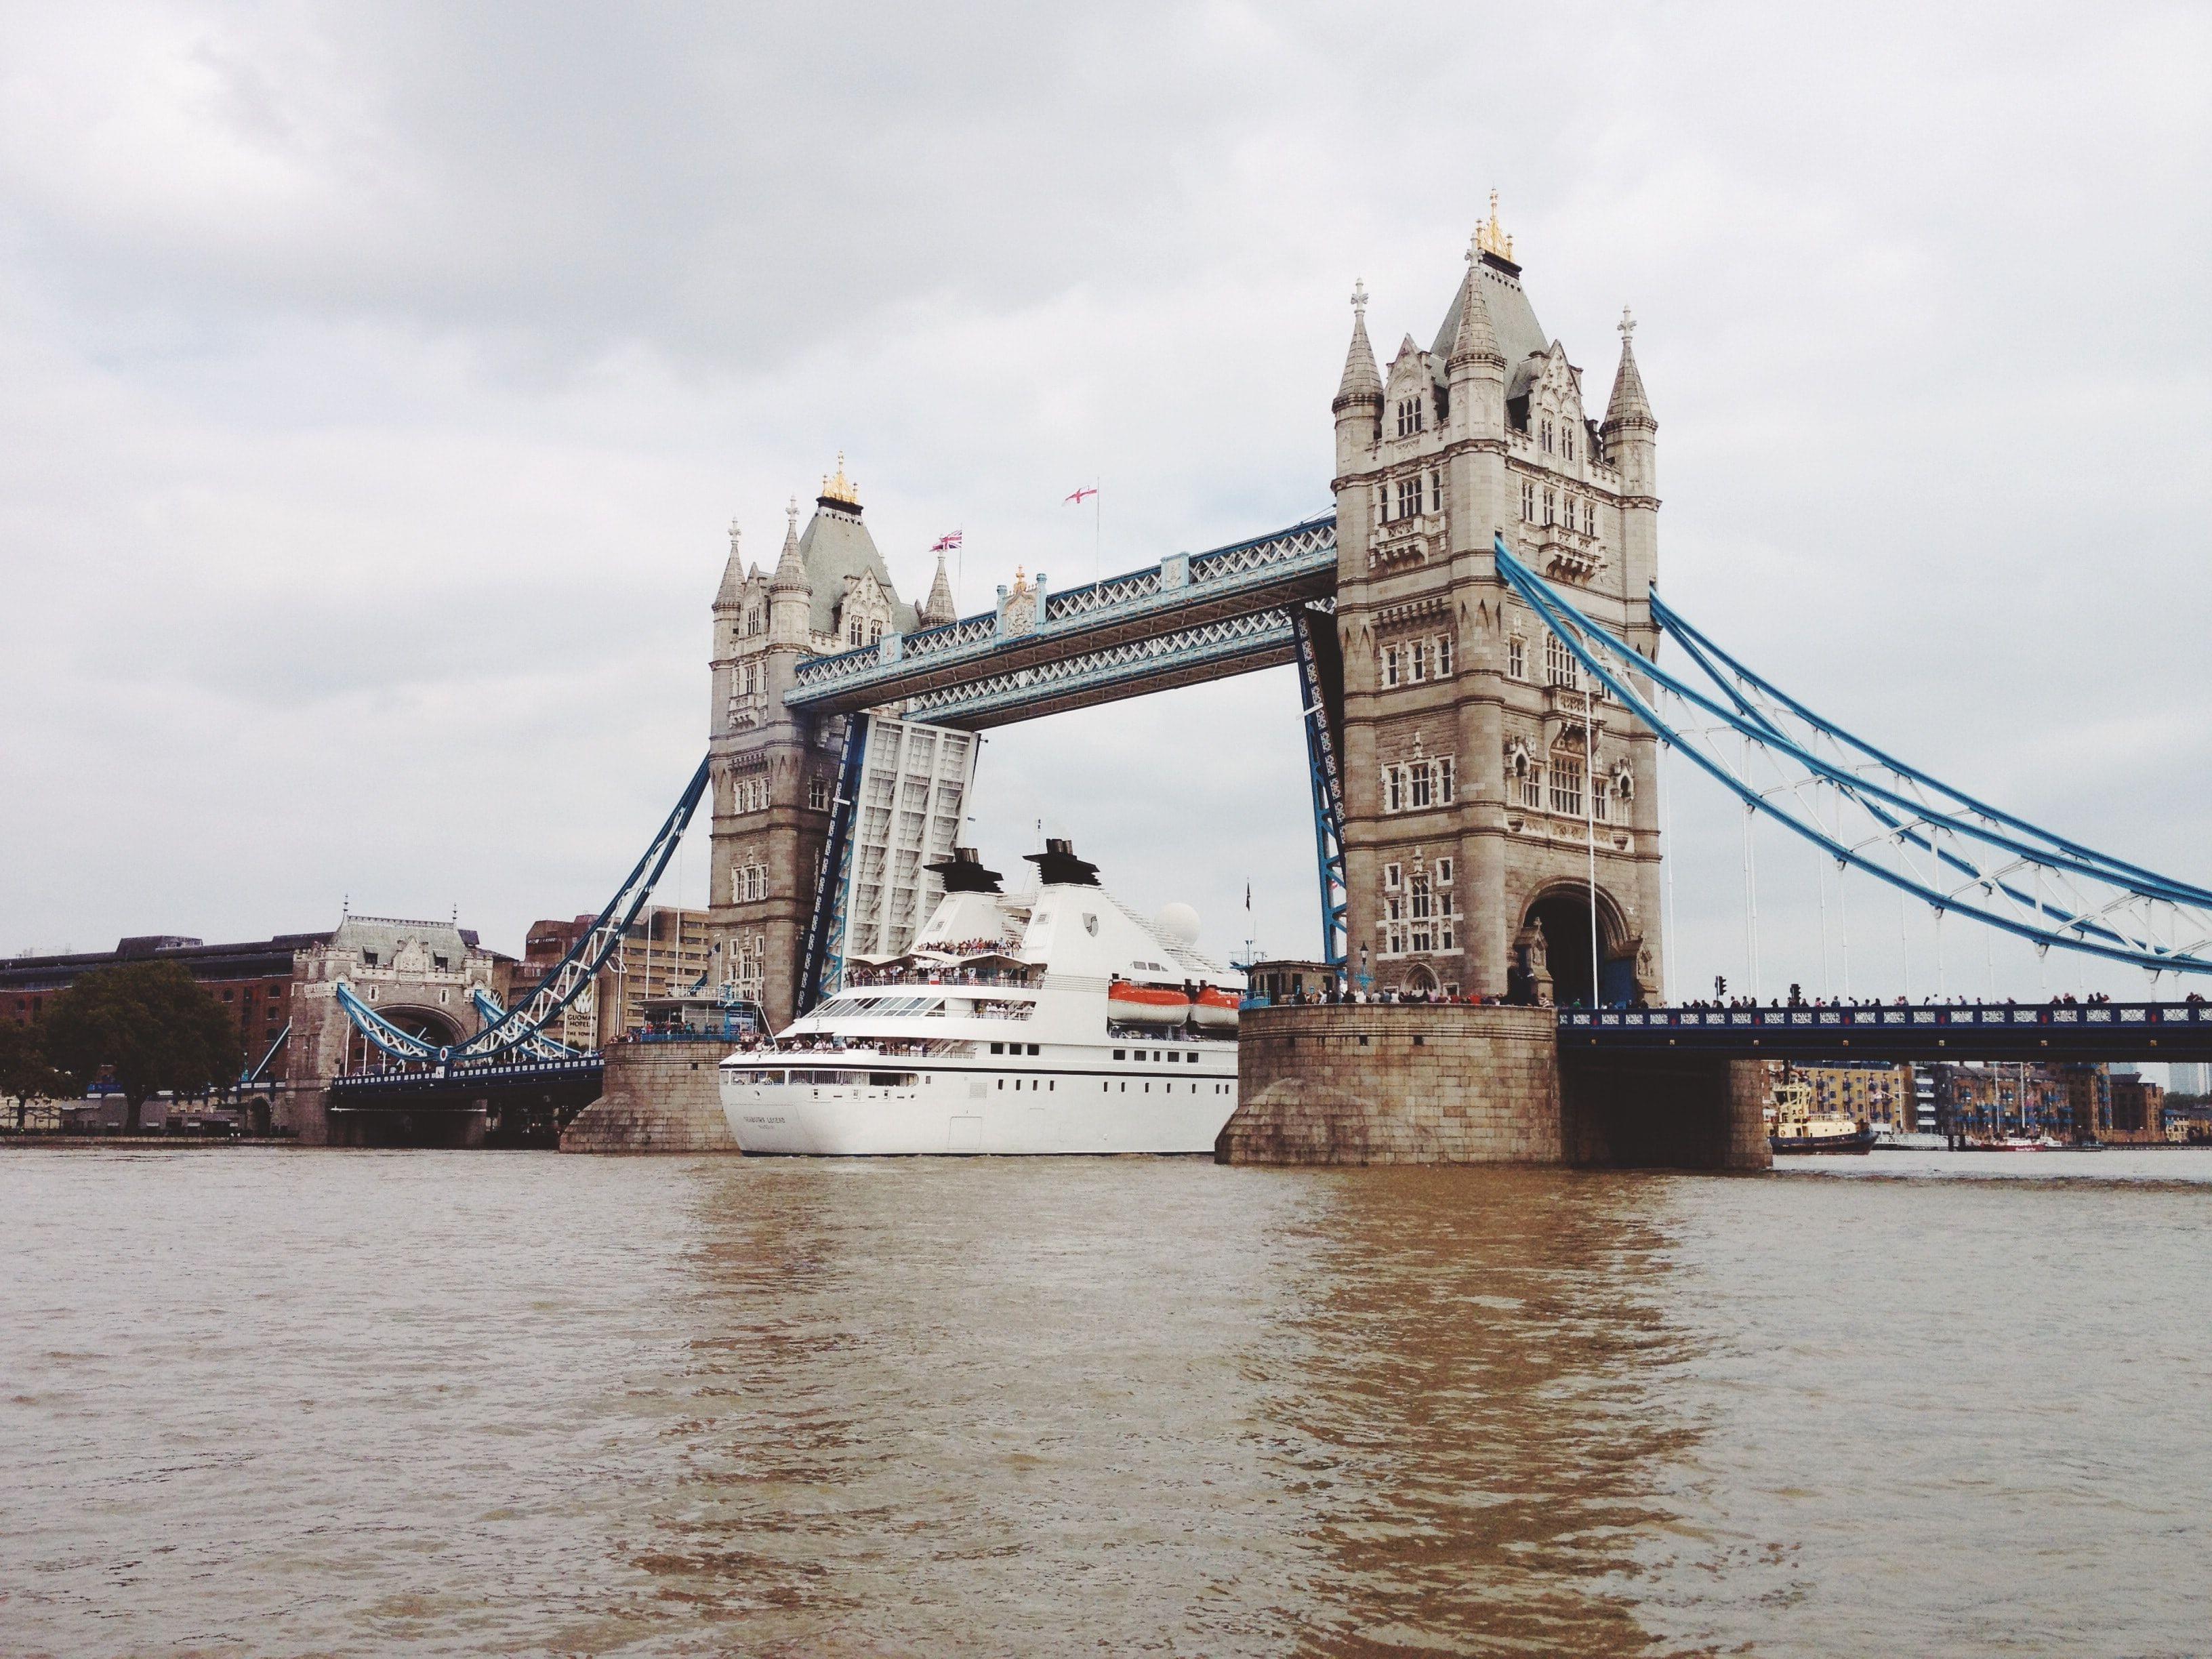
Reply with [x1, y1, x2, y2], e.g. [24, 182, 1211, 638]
[1025, 838, 1101, 887]
[926, 845, 1004, 895]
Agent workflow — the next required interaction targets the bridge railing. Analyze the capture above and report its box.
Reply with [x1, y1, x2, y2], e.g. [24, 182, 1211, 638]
[329, 1053, 606, 1092]
[1560, 1002, 2211, 1035]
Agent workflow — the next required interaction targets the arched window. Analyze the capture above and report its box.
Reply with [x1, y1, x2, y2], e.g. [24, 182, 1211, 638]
[1507, 634, 1527, 680]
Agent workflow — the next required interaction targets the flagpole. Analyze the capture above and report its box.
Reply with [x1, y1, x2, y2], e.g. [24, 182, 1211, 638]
[1094, 476, 1101, 586]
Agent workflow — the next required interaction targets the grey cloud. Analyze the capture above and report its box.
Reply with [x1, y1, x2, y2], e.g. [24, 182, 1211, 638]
[1, 0, 2207, 989]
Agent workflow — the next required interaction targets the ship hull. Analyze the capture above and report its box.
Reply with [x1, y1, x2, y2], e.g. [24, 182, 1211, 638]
[721, 1063, 1235, 1155]
[1770, 1128, 1879, 1155]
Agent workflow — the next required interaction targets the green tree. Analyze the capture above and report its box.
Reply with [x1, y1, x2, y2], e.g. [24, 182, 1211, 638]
[41, 962, 241, 1133]
[0, 1017, 68, 1128]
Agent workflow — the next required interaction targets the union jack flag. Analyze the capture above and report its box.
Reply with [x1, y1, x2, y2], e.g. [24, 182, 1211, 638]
[930, 531, 963, 553]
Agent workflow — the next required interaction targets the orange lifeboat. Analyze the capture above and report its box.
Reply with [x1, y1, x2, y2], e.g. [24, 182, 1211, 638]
[1107, 979, 1191, 1027]
[1190, 985, 1240, 1033]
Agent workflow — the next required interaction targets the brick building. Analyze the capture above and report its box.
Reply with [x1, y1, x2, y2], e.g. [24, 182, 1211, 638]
[1, 932, 328, 1081]
[1786, 1060, 1916, 1133]
[2107, 1071, 2167, 1145]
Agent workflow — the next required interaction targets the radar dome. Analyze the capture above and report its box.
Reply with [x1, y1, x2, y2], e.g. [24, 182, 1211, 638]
[1153, 903, 1201, 947]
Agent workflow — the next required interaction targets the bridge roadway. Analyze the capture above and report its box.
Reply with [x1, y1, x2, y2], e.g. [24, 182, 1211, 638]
[1558, 1000, 2212, 1062]
[783, 514, 1338, 727]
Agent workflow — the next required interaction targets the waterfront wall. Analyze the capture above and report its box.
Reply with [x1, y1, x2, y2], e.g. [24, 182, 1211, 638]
[560, 1042, 737, 1153]
[1221, 1004, 1770, 1170]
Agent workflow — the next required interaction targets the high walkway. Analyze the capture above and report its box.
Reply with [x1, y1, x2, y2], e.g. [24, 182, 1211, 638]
[784, 513, 1338, 726]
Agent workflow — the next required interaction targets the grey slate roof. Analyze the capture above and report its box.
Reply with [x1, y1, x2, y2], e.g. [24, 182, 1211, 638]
[1430, 254, 1552, 396]
[798, 503, 917, 635]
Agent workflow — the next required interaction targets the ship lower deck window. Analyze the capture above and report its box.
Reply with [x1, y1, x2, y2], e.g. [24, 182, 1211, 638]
[990, 1042, 1004, 1054]
[1113, 1048, 1126, 1060]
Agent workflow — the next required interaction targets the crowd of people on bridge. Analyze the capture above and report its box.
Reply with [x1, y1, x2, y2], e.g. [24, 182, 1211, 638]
[1670, 987, 2200, 1012]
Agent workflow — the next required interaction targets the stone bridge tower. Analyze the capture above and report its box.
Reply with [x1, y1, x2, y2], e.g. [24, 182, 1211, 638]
[706, 459, 945, 1026]
[1330, 201, 1664, 1005]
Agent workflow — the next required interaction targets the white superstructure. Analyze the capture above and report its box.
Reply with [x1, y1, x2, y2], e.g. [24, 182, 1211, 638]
[720, 840, 1243, 1154]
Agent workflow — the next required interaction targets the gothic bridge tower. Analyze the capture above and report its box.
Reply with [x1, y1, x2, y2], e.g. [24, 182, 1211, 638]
[705, 457, 953, 1025]
[1331, 199, 1664, 1005]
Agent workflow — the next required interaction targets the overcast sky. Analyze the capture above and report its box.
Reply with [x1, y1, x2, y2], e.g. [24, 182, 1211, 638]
[3, 1, 2207, 1006]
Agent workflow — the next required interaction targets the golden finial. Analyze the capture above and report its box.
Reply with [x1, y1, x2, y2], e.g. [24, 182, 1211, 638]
[822, 451, 859, 506]
[1476, 188, 1515, 262]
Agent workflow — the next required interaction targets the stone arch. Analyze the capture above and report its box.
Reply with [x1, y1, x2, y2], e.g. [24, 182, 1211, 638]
[1515, 880, 1633, 1010]
[1401, 962, 1440, 997]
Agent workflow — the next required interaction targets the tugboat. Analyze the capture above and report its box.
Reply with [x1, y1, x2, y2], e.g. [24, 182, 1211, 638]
[1768, 1073, 1878, 1155]
[718, 840, 1243, 1155]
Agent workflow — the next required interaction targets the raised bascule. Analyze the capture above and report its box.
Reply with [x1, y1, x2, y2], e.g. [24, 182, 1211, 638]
[328, 198, 2212, 1165]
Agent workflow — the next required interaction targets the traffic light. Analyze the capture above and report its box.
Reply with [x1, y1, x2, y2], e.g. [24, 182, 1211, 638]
[1714, 975, 1727, 998]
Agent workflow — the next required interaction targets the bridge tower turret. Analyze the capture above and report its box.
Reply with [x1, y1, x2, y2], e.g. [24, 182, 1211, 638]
[707, 470, 924, 1029]
[1332, 200, 1666, 1006]
[1600, 307, 1659, 613]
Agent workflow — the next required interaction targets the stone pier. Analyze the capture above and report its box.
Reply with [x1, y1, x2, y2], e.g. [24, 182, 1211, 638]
[1218, 1003, 1769, 1170]
[559, 1041, 739, 1153]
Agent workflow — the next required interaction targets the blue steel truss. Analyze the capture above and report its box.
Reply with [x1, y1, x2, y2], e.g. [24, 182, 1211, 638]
[335, 756, 714, 1063]
[1493, 537, 2212, 979]
[798, 714, 869, 1015]
[241, 1022, 289, 1086]
[470, 988, 579, 1059]
[1290, 605, 1348, 968]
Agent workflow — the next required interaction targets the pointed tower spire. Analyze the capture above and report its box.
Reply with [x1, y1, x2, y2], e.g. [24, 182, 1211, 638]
[1448, 229, 1505, 368]
[770, 495, 810, 592]
[1333, 279, 1382, 411]
[1603, 306, 1656, 430]
[715, 518, 745, 609]
[918, 551, 957, 628]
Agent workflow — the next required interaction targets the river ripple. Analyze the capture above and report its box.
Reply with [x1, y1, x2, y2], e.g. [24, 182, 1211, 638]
[1, 1148, 2207, 1656]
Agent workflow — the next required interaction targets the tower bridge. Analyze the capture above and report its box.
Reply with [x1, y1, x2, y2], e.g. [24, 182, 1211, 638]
[320, 199, 2212, 1166]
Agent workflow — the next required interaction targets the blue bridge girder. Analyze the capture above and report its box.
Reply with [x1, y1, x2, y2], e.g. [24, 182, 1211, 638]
[784, 513, 1338, 727]
[1559, 1001, 2212, 1062]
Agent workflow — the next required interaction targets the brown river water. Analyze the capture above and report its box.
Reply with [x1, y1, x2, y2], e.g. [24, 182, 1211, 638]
[2, 1148, 2207, 1657]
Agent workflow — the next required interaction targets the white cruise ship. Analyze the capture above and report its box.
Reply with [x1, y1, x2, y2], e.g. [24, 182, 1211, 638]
[719, 840, 1243, 1155]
